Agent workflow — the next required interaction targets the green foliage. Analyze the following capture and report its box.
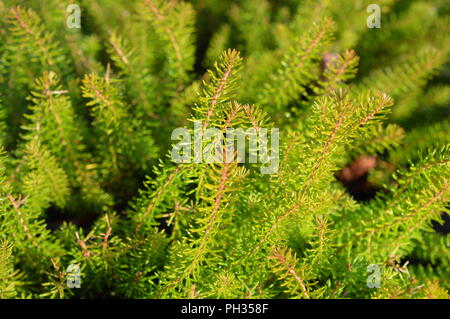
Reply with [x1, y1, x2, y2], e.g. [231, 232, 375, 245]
[21, 139, 70, 210]
[0, 0, 448, 299]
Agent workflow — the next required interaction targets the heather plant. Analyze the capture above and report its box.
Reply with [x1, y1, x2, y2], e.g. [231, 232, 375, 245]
[0, 0, 449, 299]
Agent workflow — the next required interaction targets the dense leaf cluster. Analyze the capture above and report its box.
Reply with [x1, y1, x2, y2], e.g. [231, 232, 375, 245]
[0, 0, 449, 299]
